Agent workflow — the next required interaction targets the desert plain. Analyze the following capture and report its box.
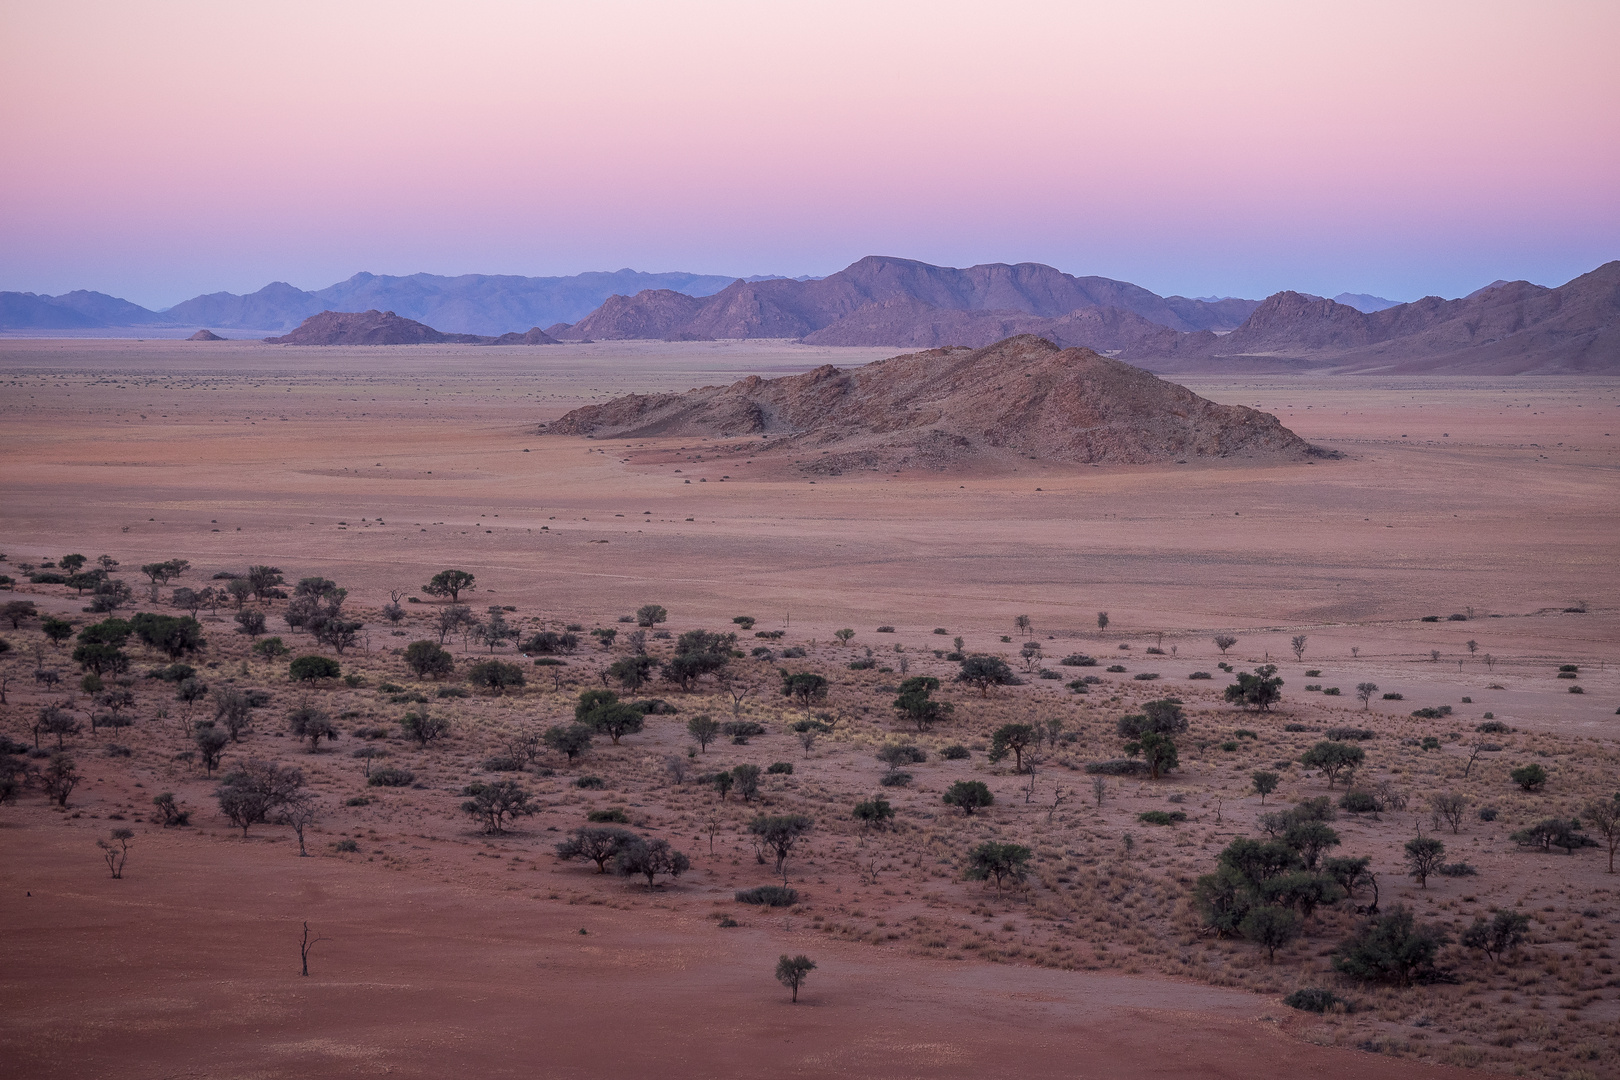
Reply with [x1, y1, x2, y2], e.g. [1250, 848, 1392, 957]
[1, 337, 1618, 1079]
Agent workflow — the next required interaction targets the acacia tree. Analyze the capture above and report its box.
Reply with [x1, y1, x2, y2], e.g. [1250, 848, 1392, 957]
[614, 837, 690, 888]
[957, 655, 1014, 697]
[943, 780, 993, 815]
[1583, 795, 1620, 873]
[687, 714, 720, 753]
[988, 723, 1035, 772]
[748, 814, 813, 880]
[461, 779, 535, 833]
[97, 828, 134, 878]
[1356, 682, 1379, 710]
[635, 604, 668, 628]
[556, 825, 637, 872]
[275, 794, 319, 856]
[422, 569, 475, 602]
[1225, 665, 1283, 711]
[965, 840, 1031, 892]
[780, 671, 828, 715]
[287, 702, 339, 752]
[775, 955, 815, 1003]
[216, 759, 304, 837]
[1300, 741, 1364, 787]
[1213, 634, 1237, 656]
[1290, 634, 1308, 661]
[1404, 835, 1446, 887]
[892, 676, 952, 731]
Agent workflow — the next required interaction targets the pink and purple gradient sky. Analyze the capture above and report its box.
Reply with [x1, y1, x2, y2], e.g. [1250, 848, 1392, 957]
[2, 0, 1616, 308]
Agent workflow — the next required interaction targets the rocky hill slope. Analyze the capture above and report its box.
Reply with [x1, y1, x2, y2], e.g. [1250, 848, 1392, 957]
[547, 335, 1320, 473]
[263, 310, 559, 345]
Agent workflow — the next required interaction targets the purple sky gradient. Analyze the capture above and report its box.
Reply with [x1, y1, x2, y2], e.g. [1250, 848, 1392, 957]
[2, 0, 1616, 307]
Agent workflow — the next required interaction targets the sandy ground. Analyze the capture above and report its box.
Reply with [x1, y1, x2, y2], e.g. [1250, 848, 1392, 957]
[1, 339, 1617, 1078]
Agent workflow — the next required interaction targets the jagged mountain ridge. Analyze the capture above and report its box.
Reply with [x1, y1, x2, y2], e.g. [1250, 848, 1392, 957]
[550, 255, 1258, 342]
[547, 335, 1317, 473]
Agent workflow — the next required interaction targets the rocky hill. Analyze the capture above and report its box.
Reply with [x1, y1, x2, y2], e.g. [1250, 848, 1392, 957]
[263, 310, 558, 345]
[547, 335, 1320, 473]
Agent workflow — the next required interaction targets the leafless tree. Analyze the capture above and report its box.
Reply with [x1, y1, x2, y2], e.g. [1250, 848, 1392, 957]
[97, 828, 134, 878]
[299, 922, 326, 976]
[1290, 634, 1308, 661]
[276, 794, 319, 856]
[1429, 791, 1468, 834]
[1091, 775, 1106, 808]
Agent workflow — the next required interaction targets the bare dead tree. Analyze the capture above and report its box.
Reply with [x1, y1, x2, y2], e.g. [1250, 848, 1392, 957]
[1047, 787, 1069, 824]
[299, 922, 327, 976]
[276, 795, 319, 856]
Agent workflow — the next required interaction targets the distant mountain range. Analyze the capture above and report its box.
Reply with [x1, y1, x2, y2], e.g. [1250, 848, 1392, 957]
[0, 269, 789, 335]
[544, 256, 1616, 374]
[4, 255, 1613, 373]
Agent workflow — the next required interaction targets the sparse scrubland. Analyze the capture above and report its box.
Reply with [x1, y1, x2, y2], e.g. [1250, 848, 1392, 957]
[1, 341, 1617, 1078]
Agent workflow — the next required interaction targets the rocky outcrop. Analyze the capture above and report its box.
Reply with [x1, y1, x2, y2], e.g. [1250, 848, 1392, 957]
[549, 335, 1321, 471]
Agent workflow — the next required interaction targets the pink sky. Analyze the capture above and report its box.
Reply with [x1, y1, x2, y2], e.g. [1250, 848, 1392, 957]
[2, 0, 1616, 306]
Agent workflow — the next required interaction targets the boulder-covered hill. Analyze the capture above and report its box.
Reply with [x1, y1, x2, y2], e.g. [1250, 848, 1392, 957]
[547, 335, 1322, 473]
[264, 310, 559, 345]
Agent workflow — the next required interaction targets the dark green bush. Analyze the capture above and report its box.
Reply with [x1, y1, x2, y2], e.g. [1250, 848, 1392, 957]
[587, 807, 629, 823]
[289, 655, 340, 681]
[1086, 759, 1149, 776]
[1284, 988, 1348, 1013]
[767, 762, 793, 774]
[940, 744, 970, 760]
[879, 771, 912, 787]
[1138, 810, 1187, 825]
[575, 775, 606, 789]
[736, 885, 798, 906]
[367, 767, 415, 787]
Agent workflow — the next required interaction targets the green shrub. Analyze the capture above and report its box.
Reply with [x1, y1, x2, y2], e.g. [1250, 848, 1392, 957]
[1133, 672, 1159, 681]
[367, 767, 415, 787]
[1477, 720, 1508, 733]
[333, 839, 360, 852]
[1325, 727, 1375, 741]
[344, 795, 371, 807]
[1322, 687, 1341, 695]
[1106, 664, 1126, 673]
[1437, 862, 1477, 877]
[1188, 671, 1213, 680]
[1284, 988, 1348, 1013]
[1061, 654, 1097, 666]
[482, 755, 524, 772]
[1381, 692, 1403, 700]
[879, 771, 912, 787]
[1138, 810, 1186, 825]
[736, 885, 798, 906]
[1086, 759, 1148, 776]
[940, 744, 970, 760]
[289, 655, 340, 681]
[1340, 789, 1381, 814]
[587, 807, 629, 823]
[1510, 763, 1547, 792]
[767, 762, 793, 774]
[575, 775, 605, 789]
[437, 685, 470, 698]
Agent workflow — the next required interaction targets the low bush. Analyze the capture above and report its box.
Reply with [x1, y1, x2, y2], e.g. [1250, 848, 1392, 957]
[482, 755, 524, 772]
[344, 795, 371, 807]
[1340, 789, 1381, 814]
[587, 807, 629, 823]
[1447, 613, 1468, 621]
[940, 744, 970, 760]
[767, 762, 793, 774]
[1437, 862, 1478, 877]
[575, 775, 606, 790]
[1477, 720, 1508, 733]
[333, 839, 360, 852]
[1478, 807, 1498, 822]
[1061, 654, 1097, 666]
[1382, 692, 1404, 701]
[437, 686, 470, 698]
[1133, 672, 1160, 681]
[879, 771, 912, 787]
[368, 767, 415, 787]
[736, 885, 798, 906]
[1137, 810, 1186, 825]
[875, 625, 895, 633]
[1188, 671, 1213, 680]
[289, 655, 340, 681]
[1284, 988, 1348, 1014]
[1106, 665, 1126, 673]
[1326, 728, 1376, 741]
[1322, 687, 1341, 695]
[1086, 759, 1149, 776]
[1284, 723, 1309, 732]
[848, 658, 875, 670]
[1420, 615, 1440, 622]
[1145, 646, 1165, 655]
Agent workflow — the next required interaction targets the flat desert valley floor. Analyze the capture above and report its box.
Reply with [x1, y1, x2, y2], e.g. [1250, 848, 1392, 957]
[1, 339, 1618, 1078]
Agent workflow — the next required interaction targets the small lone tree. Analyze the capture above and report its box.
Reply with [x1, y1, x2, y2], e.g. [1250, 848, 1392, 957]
[957, 655, 1014, 697]
[853, 797, 895, 832]
[582, 702, 644, 745]
[1096, 612, 1109, 632]
[542, 723, 592, 762]
[1583, 795, 1620, 873]
[1126, 732, 1179, 780]
[461, 779, 536, 833]
[988, 724, 1035, 772]
[97, 828, 134, 878]
[892, 676, 952, 732]
[1225, 665, 1283, 711]
[299, 922, 326, 977]
[748, 814, 813, 879]
[780, 670, 828, 714]
[422, 569, 475, 602]
[1252, 770, 1280, 804]
[1461, 910, 1529, 965]
[467, 659, 526, 694]
[41, 753, 80, 807]
[614, 837, 690, 888]
[833, 628, 855, 646]
[1355, 682, 1378, 710]
[287, 702, 339, 752]
[276, 794, 319, 856]
[687, 714, 720, 753]
[965, 840, 1031, 892]
[1213, 634, 1237, 656]
[635, 604, 668, 628]
[1290, 634, 1308, 661]
[943, 780, 993, 816]
[1333, 906, 1447, 986]
[194, 724, 229, 774]
[403, 640, 454, 680]
[1511, 763, 1548, 792]
[1301, 741, 1365, 787]
[1404, 835, 1446, 887]
[1240, 904, 1301, 963]
[1429, 791, 1469, 834]
[400, 711, 451, 747]
[556, 825, 638, 872]
[775, 954, 815, 1003]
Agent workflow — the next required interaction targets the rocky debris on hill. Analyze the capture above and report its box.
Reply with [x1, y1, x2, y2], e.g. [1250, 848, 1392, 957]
[547, 335, 1326, 473]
